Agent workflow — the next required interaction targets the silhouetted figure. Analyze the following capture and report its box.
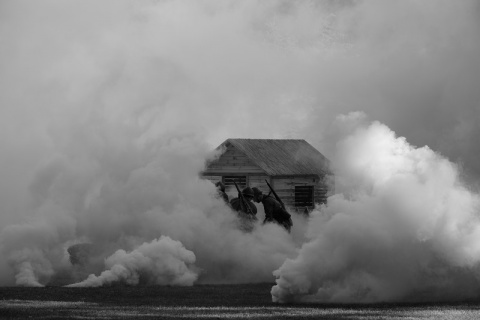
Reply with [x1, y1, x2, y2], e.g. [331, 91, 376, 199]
[230, 187, 258, 232]
[252, 187, 292, 232]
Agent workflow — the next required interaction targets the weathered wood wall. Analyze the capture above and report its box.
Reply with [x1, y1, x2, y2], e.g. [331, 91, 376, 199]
[203, 144, 264, 175]
[270, 175, 328, 209]
[203, 173, 329, 209]
[202, 144, 332, 210]
[248, 175, 270, 190]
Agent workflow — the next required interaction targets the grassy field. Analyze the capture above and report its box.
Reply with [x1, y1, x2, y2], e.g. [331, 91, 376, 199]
[1, 283, 480, 319]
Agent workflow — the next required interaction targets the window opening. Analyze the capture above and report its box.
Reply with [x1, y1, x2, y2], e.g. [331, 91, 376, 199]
[223, 176, 247, 190]
[295, 186, 314, 208]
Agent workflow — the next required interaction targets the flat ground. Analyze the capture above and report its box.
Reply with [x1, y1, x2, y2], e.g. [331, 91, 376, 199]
[0, 283, 479, 319]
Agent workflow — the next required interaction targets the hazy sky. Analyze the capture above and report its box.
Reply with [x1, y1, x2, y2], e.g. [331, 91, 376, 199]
[1, 1, 479, 170]
[1, 0, 480, 302]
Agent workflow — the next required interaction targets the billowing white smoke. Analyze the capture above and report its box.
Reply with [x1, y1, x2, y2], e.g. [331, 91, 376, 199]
[67, 236, 198, 287]
[1, 0, 479, 295]
[1, 0, 313, 286]
[0, 125, 301, 286]
[0, 114, 299, 287]
[272, 113, 480, 303]
[11, 257, 51, 287]
[0, 209, 76, 286]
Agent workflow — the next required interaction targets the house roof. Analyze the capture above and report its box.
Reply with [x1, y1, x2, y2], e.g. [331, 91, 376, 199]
[217, 139, 331, 177]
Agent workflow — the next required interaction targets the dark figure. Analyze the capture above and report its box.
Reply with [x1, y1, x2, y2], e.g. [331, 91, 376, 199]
[252, 187, 292, 232]
[230, 187, 258, 232]
[215, 181, 229, 204]
[230, 187, 257, 216]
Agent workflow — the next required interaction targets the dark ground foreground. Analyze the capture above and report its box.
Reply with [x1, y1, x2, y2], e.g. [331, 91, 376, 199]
[1, 283, 480, 319]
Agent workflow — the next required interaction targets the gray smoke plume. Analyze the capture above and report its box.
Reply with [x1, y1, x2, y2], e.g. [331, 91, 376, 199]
[67, 236, 198, 287]
[272, 113, 480, 303]
[0, 0, 479, 302]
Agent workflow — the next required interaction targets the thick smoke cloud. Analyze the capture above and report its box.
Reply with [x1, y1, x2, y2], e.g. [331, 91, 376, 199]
[67, 236, 198, 287]
[0, 0, 479, 303]
[272, 113, 480, 302]
[0, 0, 308, 287]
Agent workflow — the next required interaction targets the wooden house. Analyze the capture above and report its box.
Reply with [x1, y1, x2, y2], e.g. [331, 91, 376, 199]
[202, 139, 333, 211]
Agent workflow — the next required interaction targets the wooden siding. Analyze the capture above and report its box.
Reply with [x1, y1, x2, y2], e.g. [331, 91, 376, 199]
[223, 176, 247, 189]
[248, 175, 270, 190]
[203, 173, 330, 209]
[201, 140, 333, 212]
[203, 144, 265, 176]
[271, 176, 328, 209]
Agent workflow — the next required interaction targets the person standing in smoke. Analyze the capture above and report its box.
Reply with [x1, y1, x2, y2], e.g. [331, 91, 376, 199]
[252, 187, 292, 232]
[230, 187, 258, 232]
[215, 181, 229, 204]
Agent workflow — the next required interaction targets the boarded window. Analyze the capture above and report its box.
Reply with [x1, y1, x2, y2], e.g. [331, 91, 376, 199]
[295, 186, 314, 207]
[223, 176, 247, 189]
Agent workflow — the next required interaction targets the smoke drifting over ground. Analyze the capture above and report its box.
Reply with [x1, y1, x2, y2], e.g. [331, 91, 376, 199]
[0, 0, 479, 303]
[67, 236, 198, 287]
[273, 113, 480, 302]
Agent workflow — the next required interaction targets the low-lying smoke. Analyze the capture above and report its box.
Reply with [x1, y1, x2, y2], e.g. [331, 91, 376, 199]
[67, 236, 198, 287]
[0, 126, 301, 287]
[272, 113, 480, 303]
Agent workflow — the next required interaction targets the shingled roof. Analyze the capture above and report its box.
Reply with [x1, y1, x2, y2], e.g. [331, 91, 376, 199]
[218, 139, 330, 176]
